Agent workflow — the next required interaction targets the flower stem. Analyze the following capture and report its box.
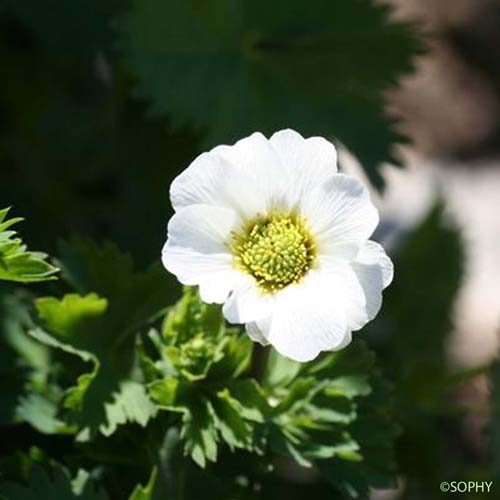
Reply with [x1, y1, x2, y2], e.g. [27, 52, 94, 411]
[249, 343, 269, 381]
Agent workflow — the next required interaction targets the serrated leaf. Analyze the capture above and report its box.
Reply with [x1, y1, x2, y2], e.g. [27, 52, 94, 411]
[181, 398, 219, 468]
[0, 207, 58, 283]
[27, 239, 175, 440]
[265, 341, 398, 496]
[148, 377, 179, 407]
[226, 379, 267, 423]
[100, 381, 158, 437]
[213, 390, 254, 451]
[117, 0, 423, 186]
[58, 238, 177, 332]
[15, 393, 72, 435]
[30, 323, 156, 442]
[141, 288, 261, 466]
[36, 293, 108, 348]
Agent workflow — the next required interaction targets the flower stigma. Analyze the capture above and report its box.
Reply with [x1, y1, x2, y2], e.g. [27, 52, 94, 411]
[231, 212, 316, 293]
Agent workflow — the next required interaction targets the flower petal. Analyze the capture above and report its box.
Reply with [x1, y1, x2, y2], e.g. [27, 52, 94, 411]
[263, 270, 349, 362]
[170, 151, 266, 219]
[269, 129, 338, 196]
[330, 330, 352, 351]
[301, 173, 379, 246]
[222, 275, 275, 323]
[198, 269, 241, 304]
[245, 320, 271, 346]
[347, 240, 393, 329]
[319, 240, 393, 331]
[354, 240, 394, 289]
[162, 204, 241, 301]
[213, 132, 289, 209]
[316, 259, 367, 331]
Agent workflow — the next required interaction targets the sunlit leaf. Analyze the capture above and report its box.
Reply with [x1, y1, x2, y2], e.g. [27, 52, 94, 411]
[0, 208, 58, 283]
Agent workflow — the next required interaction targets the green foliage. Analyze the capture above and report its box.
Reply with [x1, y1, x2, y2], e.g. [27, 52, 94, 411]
[26, 239, 176, 441]
[366, 205, 464, 498]
[489, 359, 500, 482]
[0, 280, 398, 499]
[0, 286, 65, 430]
[0, 463, 109, 500]
[0, 208, 58, 283]
[144, 287, 257, 467]
[0, 2, 482, 499]
[141, 288, 398, 497]
[264, 342, 399, 497]
[128, 468, 157, 500]
[117, 0, 423, 186]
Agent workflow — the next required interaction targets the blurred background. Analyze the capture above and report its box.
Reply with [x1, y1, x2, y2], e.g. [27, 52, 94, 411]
[1, 0, 500, 498]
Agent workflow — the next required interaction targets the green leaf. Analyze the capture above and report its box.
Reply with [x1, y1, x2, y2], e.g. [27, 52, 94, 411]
[148, 377, 179, 408]
[265, 340, 399, 497]
[30, 293, 158, 440]
[0, 287, 62, 427]
[489, 359, 500, 482]
[15, 393, 72, 435]
[142, 289, 262, 466]
[181, 398, 219, 468]
[212, 390, 254, 451]
[128, 468, 158, 500]
[36, 293, 109, 348]
[158, 287, 252, 381]
[366, 204, 463, 497]
[27, 239, 175, 440]
[262, 348, 301, 389]
[58, 238, 177, 332]
[226, 379, 267, 423]
[100, 381, 158, 437]
[117, 0, 423, 186]
[0, 463, 109, 500]
[0, 207, 58, 283]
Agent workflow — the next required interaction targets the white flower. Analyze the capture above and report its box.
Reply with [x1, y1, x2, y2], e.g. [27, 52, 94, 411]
[162, 129, 393, 362]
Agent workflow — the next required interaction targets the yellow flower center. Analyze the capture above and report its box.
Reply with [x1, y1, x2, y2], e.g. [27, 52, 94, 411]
[231, 212, 316, 293]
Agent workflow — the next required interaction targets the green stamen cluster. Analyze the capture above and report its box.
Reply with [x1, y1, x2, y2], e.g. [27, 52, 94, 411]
[231, 213, 316, 293]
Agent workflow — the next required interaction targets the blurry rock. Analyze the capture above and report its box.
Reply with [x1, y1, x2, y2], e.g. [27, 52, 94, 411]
[382, 0, 500, 159]
[388, 42, 500, 158]
[382, 0, 496, 30]
[439, 162, 500, 368]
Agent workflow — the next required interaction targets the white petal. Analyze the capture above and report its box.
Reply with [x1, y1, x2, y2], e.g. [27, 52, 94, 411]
[170, 151, 266, 219]
[213, 132, 289, 209]
[222, 275, 275, 323]
[265, 270, 349, 362]
[301, 173, 379, 246]
[329, 330, 352, 352]
[347, 241, 393, 329]
[315, 258, 367, 332]
[198, 269, 241, 304]
[319, 240, 393, 331]
[245, 320, 270, 346]
[162, 205, 240, 297]
[354, 240, 394, 288]
[317, 240, 361, 263]
[269, 129, 338, 199]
